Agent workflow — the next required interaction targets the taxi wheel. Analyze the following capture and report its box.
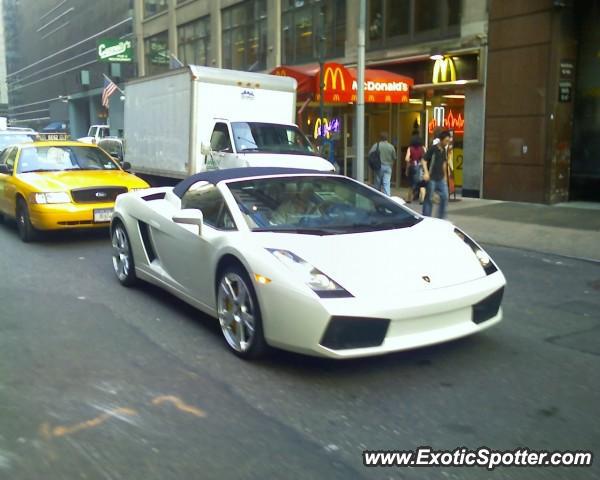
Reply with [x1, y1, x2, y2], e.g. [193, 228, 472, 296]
[16, 199, 38, 243]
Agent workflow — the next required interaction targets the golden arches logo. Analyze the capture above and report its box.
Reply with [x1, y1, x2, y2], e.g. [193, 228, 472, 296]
[432, 57, 457, 84]
[313, 117, 329, 139]
[323, 66, 346, 91]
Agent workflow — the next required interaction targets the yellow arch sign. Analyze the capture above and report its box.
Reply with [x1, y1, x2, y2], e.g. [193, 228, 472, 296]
[432, 57, 457, 84]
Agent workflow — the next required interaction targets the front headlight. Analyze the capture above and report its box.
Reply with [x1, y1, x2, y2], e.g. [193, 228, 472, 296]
[454, 228, 497, 274]
[267, 248, 352, 298]
[31, 192, 71, 204]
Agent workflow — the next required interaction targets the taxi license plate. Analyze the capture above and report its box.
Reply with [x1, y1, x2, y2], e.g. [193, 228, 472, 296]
[93, 208, 113, 223]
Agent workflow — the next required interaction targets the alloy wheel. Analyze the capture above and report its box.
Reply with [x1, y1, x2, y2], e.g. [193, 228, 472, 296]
[217, 273, 256, 353]
[112, 226, 132, 282]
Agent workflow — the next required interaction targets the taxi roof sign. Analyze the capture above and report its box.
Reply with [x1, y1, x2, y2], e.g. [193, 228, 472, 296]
[37, 132, 70, 141]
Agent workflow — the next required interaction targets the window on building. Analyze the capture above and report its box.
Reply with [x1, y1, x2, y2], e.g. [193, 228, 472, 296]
[282, 0, 346, 65]
[222, 0, 267, 71]
[367, 0, 461, 49]
[178, 16, 210, 66]
[144, 32, 169, 76]
[144, 0, 168, 18]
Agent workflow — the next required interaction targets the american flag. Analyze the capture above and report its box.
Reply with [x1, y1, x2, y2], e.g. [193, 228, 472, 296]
[102, 76, 118, 109]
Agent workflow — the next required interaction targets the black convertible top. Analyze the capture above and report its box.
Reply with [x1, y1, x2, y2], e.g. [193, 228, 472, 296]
[173, 167, 327, 198]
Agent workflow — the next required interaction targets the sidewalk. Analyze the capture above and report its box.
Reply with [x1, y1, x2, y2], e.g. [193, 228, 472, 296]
[392, 188, 600, 262]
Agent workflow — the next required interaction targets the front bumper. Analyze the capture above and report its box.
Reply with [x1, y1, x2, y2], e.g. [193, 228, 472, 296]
[29, 202, 115, 230]
[258, 271, 506, 359]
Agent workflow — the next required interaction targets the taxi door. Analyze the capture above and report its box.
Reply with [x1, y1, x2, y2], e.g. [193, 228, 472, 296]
[0, 147, 18, 216]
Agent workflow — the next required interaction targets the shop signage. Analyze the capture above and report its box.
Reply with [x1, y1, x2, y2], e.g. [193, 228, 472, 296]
[432, 57, 457, 84]
[319, 63, 411, 103]
[428, 109, 465, 135]
[97, 38, 133, 63]
[313, 117, 341, 139]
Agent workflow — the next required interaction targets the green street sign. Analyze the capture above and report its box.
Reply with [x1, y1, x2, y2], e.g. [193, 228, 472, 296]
[97, 38, 133, 63]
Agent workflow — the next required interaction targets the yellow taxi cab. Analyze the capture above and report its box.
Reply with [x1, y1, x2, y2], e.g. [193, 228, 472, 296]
[0, 140, 149, 242]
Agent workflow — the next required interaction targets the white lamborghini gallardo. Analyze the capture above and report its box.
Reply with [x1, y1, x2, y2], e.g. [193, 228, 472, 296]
[110, 168, 506, 359]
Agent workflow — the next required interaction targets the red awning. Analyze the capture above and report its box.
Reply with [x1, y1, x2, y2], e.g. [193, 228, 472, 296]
[271, 63, 414, 104]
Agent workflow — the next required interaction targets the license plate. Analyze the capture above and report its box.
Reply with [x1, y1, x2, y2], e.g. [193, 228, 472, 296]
[93, 208, 113, 223]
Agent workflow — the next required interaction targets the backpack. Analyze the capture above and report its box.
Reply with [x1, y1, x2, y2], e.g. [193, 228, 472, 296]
[368, 142, 381, 171]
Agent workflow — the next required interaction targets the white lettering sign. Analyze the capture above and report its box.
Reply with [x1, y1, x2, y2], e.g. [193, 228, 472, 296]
[351, 80, 408, 92]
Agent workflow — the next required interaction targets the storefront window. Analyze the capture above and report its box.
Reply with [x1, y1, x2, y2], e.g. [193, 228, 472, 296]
[282, 0, 346, 65]
[178, 16, 210, 66]
[144, 32, 169, 76]
[368, 0, 461, 49]
[222, 0, 267, 71]
[144, 0, 167, 18]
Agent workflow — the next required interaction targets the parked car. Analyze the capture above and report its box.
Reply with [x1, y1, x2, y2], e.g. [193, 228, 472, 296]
[110, 167, 506, 360]
[0, 140, 148, 242]
[0, 127, 38, 151]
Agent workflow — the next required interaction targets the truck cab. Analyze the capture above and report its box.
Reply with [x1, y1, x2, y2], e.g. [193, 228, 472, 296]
[205, 120, 333, 172]
[78, 125, 110, 144]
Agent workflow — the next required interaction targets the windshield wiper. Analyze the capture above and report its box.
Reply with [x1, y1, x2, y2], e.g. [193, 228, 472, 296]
[21, 168, 60, 173]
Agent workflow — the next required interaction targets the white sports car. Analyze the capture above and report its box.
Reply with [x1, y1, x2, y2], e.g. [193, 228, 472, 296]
[110, 168, 506, 360]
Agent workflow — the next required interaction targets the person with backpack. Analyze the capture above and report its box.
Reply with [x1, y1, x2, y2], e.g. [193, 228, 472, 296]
[368, 131, 396, 196]
[404, 135, 426, 203]
[422, 130, 451, 219]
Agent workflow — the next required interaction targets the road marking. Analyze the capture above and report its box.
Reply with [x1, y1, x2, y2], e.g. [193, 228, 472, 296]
[40, 407, 138, 439]
[151, 395, 206, 418]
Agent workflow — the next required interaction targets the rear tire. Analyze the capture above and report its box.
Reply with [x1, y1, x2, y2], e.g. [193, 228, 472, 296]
[217, 264, 267, 360]
[16, 199, 37, 243]
[111, 222, 137, 286]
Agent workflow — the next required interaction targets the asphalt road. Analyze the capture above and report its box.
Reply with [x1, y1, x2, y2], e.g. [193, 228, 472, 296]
[0, 220, 598, 480]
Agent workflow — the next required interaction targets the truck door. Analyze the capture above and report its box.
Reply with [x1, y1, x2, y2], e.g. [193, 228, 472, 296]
[207, 122, 243, 170]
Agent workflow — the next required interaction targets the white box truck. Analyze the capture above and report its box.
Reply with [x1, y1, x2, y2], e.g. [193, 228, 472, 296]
[124, 66, 333, 180]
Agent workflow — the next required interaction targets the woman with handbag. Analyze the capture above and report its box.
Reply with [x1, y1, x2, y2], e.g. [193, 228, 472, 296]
[404, 136, 425, 203]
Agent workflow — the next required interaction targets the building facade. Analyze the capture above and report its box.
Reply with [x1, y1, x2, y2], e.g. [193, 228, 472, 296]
[3, 0, 135, 137]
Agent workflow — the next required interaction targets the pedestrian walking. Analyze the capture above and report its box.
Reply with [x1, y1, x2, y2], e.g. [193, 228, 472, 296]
[368, 132, 396, 196]
[422, 130, 451, 219]
[404, 135, 425, 203]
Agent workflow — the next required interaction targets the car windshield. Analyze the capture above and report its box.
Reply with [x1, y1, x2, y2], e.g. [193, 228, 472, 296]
[0, 134, 35, 150]
[227, 176, 421, 234]
[231, 122, 318, 156]
[17, 146, 120, 173]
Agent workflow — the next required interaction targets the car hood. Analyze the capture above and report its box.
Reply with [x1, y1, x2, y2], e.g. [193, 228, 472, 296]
[239, 153, 335, 172]
[253, 218, 486, 297]
[17, 170, 149, 192]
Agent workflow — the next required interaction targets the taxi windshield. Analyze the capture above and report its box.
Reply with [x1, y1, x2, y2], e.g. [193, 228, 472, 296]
[17, 146, 119, 173]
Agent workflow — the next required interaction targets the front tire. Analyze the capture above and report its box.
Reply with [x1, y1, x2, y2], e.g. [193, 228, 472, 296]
[111, 223, 137, 286]
[16, 199, 37, 242]
[217, 265, 267, 359]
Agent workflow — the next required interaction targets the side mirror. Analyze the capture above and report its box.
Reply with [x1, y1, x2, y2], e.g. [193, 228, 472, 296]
[173, 209, 203, 235]
[121, 161, 132, 172]
[200, 143, 211, 155]
[390, 196, 406, 206]
[0, 164, 11, 175]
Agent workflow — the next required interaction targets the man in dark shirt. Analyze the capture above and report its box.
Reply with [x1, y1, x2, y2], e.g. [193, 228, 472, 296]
[422, 130, 451, 218]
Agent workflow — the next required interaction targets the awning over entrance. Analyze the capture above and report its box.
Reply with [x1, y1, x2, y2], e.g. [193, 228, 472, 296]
[271, 63, 414, 104]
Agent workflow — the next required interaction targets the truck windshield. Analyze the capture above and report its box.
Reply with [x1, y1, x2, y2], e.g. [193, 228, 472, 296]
[231, 122, 317, 156]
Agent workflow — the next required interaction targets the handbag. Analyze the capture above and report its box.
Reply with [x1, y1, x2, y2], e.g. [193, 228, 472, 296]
[368, 142, 382, 171]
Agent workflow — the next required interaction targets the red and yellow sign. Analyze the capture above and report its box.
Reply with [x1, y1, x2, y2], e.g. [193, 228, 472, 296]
[272, 63, 413, 104]
[428, 109, 465, 135]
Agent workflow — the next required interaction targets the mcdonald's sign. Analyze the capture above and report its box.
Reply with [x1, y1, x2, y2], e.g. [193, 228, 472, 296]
[323, 65, 346, 91]
[432, 57, 457, 84]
